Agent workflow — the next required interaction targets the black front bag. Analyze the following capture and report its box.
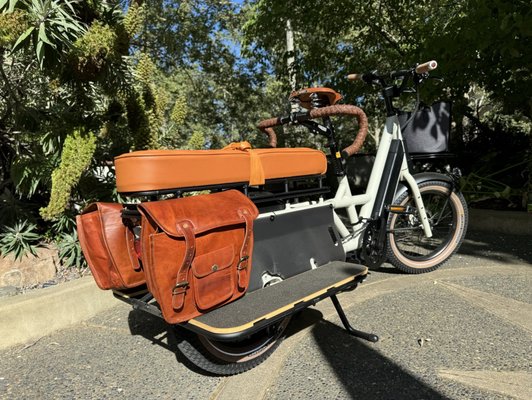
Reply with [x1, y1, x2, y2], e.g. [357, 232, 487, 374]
[399, 101, 452, 154]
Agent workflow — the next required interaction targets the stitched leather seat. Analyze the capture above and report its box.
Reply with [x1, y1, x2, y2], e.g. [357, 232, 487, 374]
[289, 87, 343, 109]
[115, 146, 327, 193]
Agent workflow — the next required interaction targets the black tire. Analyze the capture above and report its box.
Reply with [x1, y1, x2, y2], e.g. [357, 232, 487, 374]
[175, 317, 291, 375]
[386, 180, 468, 274]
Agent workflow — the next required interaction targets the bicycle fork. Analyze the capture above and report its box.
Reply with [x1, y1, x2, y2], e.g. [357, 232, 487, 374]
[400, 168, 433, 238]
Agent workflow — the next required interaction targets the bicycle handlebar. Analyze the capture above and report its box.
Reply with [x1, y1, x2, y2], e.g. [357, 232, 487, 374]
[415, 60, 437, 74]
[257, 117, 281, 148]
[346, 73, 364, 81]
[347, 60, 438, 83]
[258, 61, 436, 158]
[257, 104, 368, 157]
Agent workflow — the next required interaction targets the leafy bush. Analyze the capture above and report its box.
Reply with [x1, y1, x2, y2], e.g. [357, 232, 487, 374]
[0, 220, 42, 260]
[40, 129, 97, 220]
[123, 2, 145, 37]
[0, 9, 28, 47]
[57, 230, 86, 270]
[6, 0, 86, 68]
[69, 20, 119, 80]
[50, 213, 77, 236]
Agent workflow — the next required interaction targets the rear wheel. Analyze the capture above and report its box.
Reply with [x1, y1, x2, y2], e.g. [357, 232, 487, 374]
[386, 180, 468, 274]
[175, 317, 291, 375]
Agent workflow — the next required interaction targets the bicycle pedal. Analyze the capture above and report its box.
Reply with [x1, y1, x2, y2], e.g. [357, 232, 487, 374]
[387, 205, 413, 214]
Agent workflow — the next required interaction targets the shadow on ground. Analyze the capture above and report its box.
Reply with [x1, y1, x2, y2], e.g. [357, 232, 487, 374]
[311, 320, 449, 400]
[126, 308, 211, 374]
[460, 231, 532, 264]
[126, 306, 449, 399]
[126, 306, 325, 375]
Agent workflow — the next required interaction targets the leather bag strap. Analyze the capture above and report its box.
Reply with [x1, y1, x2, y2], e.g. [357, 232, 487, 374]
[236, 208, 254, 290]
[172, 220, 195, 310]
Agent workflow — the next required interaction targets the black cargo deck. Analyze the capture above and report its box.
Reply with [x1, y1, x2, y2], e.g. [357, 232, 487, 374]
[185, 261, 367, 340]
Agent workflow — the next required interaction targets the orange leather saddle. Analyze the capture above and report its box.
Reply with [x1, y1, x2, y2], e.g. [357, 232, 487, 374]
[115, 142, 327, 193]
[289, 87, 343, 109]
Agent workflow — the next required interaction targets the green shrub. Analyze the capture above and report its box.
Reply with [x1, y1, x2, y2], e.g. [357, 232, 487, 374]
[69, 20, 118, 79]
[0, 220, 42, 260]
[0, 9, 28, 47]
[170, 95, 188, 126]
[123, 2, 145, 37]
[57, 231, 86, 270]
[40, 130, 97, 220]
[50, 213, 77, 236]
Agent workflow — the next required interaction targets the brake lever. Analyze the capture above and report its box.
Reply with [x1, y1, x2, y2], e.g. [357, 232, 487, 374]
[279, 115, 291, 125]
[363, 70, 381, 85]
[300, 120, 329, 136]
[290, 111, 311, 123]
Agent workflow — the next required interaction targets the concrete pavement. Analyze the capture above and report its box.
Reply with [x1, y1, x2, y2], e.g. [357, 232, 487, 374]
[0, 230, 530, 399]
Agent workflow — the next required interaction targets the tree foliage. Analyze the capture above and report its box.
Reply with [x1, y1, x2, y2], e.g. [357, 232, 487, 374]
[243, 0, 531, 206]
[0, 0, 530, 263]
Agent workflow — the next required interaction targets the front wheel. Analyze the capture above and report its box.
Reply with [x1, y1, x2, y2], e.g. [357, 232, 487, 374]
[386, 180, 468, 274]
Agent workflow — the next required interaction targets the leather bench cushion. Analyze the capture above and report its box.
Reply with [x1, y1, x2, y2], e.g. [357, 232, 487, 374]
[252, 148, 326, 181]
[115, 147, 327, 193]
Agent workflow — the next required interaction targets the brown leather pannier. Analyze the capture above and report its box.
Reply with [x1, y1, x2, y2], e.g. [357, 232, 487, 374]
[138, 190, 259, 324]
[77, 203, 145, 290]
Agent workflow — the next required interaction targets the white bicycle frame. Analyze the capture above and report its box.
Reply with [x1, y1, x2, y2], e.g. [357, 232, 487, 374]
[258, 115, 433, 253]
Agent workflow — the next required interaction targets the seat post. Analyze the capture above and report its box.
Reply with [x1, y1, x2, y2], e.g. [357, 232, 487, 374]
[322, 116, 345, 177]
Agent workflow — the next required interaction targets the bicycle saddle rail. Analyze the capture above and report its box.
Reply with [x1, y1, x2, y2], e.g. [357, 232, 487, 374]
[257, 104, 369, 157]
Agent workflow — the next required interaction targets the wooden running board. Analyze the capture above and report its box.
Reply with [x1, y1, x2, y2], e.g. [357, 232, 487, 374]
[184, 261, 368, 341]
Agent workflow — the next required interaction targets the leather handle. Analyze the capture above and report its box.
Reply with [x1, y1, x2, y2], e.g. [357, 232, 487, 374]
[236, 208, 253, 290]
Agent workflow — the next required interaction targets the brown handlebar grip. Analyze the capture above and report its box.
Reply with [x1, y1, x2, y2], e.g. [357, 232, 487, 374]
[257, 117, 281, 147]
[347, 73, 363, 81]
[415, 60, 438, 74]
[308, 104, 368, 157]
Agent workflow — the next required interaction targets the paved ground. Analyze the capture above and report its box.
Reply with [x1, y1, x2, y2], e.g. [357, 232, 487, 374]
[0, 230, 530, 400]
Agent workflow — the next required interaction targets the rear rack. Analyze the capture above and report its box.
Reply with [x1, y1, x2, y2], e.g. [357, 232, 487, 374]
[119, 174, 330, 213]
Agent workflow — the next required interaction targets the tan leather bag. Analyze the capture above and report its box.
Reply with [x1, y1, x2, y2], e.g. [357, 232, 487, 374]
[77, 203, 145, 290]
[138, 190, 259, 324]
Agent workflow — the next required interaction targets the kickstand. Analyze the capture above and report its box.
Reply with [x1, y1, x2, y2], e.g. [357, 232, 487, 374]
[330, 295, 379, 343]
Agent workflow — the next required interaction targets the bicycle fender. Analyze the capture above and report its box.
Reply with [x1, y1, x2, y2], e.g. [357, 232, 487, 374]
[394, 172, 454, 200]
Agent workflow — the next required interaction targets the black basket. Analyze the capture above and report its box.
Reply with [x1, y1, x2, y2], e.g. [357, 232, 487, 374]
[398, 101, 452, 155]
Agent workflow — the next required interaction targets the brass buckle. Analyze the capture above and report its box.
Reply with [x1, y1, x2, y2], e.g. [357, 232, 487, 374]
[172, 281, 189, 295]
[237, 255, 249, 270]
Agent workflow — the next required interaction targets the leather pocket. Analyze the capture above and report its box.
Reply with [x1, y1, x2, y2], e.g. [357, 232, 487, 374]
[192, 245, 235, 311]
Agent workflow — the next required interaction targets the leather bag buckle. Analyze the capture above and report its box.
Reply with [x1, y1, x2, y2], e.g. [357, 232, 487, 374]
[236, 255, 249, 270]
[172, 281, 189, 295]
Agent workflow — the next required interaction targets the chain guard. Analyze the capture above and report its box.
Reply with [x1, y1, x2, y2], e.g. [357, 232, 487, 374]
[361, 219, 387, 269]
